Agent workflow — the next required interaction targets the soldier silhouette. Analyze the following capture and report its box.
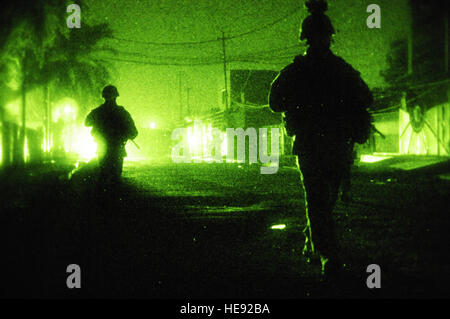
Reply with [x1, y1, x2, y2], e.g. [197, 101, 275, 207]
[340, 140, 356, 202]
[85, 85, 138, 186]
[269, 0, 373, 278]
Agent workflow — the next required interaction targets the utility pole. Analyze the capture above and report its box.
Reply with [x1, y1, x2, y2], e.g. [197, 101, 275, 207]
[178, 71, 183, 121]
[186, 87, 191, 116]
[21, 58, 27, 165]
[221, 31, 229, 110]
[407, 31, 413, 75]
[440, 10, 448, 156]
[0, 104, 4, 166]
[44, 84, 51, 154]
[444, 10, 448, 73]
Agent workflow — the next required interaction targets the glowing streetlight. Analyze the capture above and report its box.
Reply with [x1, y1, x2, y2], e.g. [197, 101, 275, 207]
[360, 154, 392, 163]
[270, 224, 286, 230]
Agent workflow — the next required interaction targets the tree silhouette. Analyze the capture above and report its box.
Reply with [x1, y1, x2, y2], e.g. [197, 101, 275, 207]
[1, 0, 67, 164]
[41, 23, 115, 113]
[380, 39, 409, 87]
[0, 1, 113, 164]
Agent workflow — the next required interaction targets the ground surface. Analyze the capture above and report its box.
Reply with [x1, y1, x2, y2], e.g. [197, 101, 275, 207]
[1, 156, 450, 298]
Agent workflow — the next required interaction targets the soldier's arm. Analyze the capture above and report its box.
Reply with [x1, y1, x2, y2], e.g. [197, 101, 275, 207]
[129, 121, 138, 140]
[85, 110, 95, 127]
[125, 111, 138, 140]
[345, 67, 374, 144]
[269, 64, 297, 113]
[348, 68, 374, 110]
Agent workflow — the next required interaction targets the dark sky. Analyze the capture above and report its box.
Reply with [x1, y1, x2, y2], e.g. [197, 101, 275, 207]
[83, 0, 411, 128]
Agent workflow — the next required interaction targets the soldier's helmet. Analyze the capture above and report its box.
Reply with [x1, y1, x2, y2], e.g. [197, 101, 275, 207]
[300, 0, 335, 41]
[102, 85, 119, 100]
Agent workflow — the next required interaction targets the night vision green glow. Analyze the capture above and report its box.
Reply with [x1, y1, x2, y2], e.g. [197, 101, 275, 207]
[389, 158, 446, 171]
[24, 137, 29, 163]
[184, 121, 228, 161]
[270, 224, 286, 230]
[360, 155, 393, 163]
[5, 102, 19, 117]
[53, 100, 78, 123]
[69, 126, 98, 161]
[0, 0, 448, 300]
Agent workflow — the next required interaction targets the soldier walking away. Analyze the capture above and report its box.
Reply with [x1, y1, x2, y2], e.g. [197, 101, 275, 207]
[340, 139, 356, 203]
[269, 0, 373, 279]
[340, 125, 385, 203]
[85, 85, 138, 188]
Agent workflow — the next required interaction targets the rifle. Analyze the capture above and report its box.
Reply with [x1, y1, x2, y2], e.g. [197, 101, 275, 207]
[130, 139, 141, 149]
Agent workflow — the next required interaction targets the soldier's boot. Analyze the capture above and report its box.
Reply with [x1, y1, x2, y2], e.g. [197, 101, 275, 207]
[320, 249, 345, 283]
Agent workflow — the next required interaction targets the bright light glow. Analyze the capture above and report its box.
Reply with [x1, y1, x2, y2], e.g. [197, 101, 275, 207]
[188, 123, 202, 159]
[64, 105, 72, 115]
[53, 108, 61, 122]
[70, 126, 98, 161]
[186, 121, 227, 161]
[270, 224, 286, 230]
[221, 132, 227, 157]
[360, 154, 393, 163]
[399, 108, 429, 155]
[149, 122, 156, 129]
[5, 102, 20, 117]
[53, 99, 77, 122]
[24, 137, 29, 162]
[42, 126, 51, 153]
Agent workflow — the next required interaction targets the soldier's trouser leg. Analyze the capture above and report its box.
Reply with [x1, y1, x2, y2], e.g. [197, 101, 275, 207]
[340, 144, 355, 201]
[330, 161, 345, 205]
[99, 147, 124, 184]
[98, 156, 109, 186]
[298, 156, 340, 260]
[341, 166, 351, 192]
[112, 155, 124, 181]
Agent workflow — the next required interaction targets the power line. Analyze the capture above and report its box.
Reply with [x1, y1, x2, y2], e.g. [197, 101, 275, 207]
[94, 57, 222, 66]
[98, 46, 382, 67]
[96, 52, 298, 66]
[221, 31, 229, 109]
[226, 7, 301, 41]
[230, 60, 292, 66]
[103, 44, 300, 63]
[95, 55, 295, 67]
[229, 44, 301, 59]
[108, 7, 301, 47]
[108, 35, 219, 46]
[101, 50, 222, 62]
